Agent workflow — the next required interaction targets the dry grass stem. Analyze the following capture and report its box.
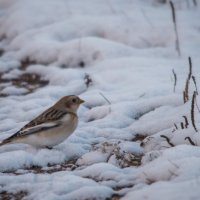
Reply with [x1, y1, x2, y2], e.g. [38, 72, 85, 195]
[180, 122, 184, 129]
[191, 91, 198, 132]
[99, 92, 111, 113]
[84, 73, 93, 88]
[185, 137, 196, 146]
[99, 92, 111, 105]
[192, 75, 198, 95]
[160, 135, 174, 147]
[193, 0, 197, 6]
[183, 57, 193, 103]
[172, 69, 177, 93]
[169, 1, 181, 57]
[182, 116, 189, 128]
[174, 123, 178, 130]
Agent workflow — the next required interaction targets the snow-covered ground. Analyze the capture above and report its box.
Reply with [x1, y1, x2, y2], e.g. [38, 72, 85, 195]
[0, 0, 200, 199]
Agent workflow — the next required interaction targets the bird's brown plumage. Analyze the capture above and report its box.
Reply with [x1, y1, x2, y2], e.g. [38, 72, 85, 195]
[0, 95, 84, 147]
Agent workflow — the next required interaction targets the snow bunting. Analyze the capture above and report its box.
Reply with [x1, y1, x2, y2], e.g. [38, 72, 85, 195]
[0, 95, 84, 148]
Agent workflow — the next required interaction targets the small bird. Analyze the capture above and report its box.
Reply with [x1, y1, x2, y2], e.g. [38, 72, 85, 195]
[0, 95, 84, 148]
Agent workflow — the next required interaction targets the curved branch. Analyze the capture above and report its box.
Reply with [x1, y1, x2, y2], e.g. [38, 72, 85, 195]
[160, 135, 174, 147]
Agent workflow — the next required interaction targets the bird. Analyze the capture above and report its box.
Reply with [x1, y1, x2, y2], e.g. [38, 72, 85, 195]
[0, 95, 84, 148]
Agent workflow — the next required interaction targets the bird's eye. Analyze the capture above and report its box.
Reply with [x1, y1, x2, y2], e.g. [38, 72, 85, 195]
[72, 98, 77, 103]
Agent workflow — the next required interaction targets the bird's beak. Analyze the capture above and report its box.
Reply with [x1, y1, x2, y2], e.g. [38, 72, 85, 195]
[79, 99, 85, 104]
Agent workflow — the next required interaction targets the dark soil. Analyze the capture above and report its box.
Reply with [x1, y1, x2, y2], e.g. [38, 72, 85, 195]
[0, 72, 49, 97]
[0, 191, 28, 200]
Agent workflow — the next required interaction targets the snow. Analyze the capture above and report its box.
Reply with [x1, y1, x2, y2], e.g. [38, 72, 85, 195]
[0, 0, 200, 199]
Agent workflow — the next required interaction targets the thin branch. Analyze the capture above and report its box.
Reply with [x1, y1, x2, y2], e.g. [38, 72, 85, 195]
[168, 159, 180, 169]
[188, 57, 192, 80]
[172, 69, 177, 93]
[169, 1, 181, 57]
[170, 1, 176, 24]
[99, 92, 111, 105]
[160, 135, 174, 147]
[185, 137, 196, 146]
[99, 92, 111, 113]
[84, 73, 92, 88]
[182, 116, 189, 128]
[180, 122, 184, 129]
[192, 76, 198, 95]
[193, 0, 197, 6]
[183, 91, 187, 103]
[184, 57, 193, 103]
[168, 169, 178, 177]
[174, 123, 178, 130]
[191, 91, 198, 132]
[191, 74, 200, 113]
[184, 78, 190, 102]
[136, 93, 146, 100]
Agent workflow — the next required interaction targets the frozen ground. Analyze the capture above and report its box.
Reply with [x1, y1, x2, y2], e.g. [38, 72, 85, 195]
[0, 0, 200, 199]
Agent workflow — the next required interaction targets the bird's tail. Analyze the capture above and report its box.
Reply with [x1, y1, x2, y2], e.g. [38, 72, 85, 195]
[0, 141, 4, 146]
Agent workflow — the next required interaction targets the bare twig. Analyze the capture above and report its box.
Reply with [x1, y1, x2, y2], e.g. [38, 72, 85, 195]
[191, 91, 198, 132]
[84, 73, 92, 88]
[172, 69, 177, 93]
[188, 57, 192, 79]
[193, 0, 197, 6]
[136, 93, 146, 100]
[174, 123, 178, 130]
[184, 57, 193, 103]
[192, 76, 198, 95]
[191, 70, 200, 113]
[106, 151, 114, 163]
[168, 159, 180, 169]
[99, 92, 111, 113]
[184, 78, 190, 102]
[160, 135, 174, 147]
[169, 1, 181, 57]
[168, 169, 178, 177]
[182, 116, 189, 128]
[180, 122, 184, 129]
[99, 92, 111, 105]
[185, 137, 196, 146]
[183, 91, 187, 103]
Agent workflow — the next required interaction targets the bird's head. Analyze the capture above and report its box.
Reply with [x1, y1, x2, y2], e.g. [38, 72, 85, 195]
[56, 95, 84, 113]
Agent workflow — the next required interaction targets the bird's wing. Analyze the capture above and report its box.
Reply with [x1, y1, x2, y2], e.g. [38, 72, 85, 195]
[13, 121, 61, 138]
[22, 107, 68, 130]
[3, 108, 69, 142]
